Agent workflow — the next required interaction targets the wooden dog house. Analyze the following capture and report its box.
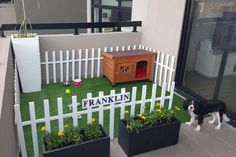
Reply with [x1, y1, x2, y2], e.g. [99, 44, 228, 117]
[102, 50, 156, 85]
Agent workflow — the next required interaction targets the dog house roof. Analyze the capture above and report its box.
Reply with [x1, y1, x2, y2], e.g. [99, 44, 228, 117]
[103, 50, 156, 58]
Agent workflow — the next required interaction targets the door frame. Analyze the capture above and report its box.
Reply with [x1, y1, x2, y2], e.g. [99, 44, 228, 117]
[175, 0, 236, 126]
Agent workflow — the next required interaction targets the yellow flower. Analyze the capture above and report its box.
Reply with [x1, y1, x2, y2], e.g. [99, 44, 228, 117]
[41, 126, 46, 132]
[156, 109, 162, 113]
[155, 103, 160, 107]
[58, 131, 64, 136]
[90, 117, 96, 123]
[64, 124, 69, 128]
[137, 114, 142, 117]
[140, 116, 146, 120]
[125, 110, 129, 114]
[175, 106, 181, 111]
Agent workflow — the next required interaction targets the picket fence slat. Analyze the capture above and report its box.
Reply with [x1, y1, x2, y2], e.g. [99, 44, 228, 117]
[127, 45, 131, 51]
[168, 57, 175, 91]
[163, 55, 169, 84]
[159, 53, 165, 86]
[99, 91, 104, 125]
[97, 48, 101, 77]
[87, 93, 92, 124]
[72, 50, 75, 80]
[59, 50, 63, 82]
[72, 96, 78, 127]
[66, 51, 70, 82]
[154, 51, 160, 84]
[168, 82, 175, 109]
[122, 46, 125, 51]
[78, 49, 82, 80]
[160, 82, 167, 108]
[29, 102, 39, 157]
[120, 88, 126, 120]
[130, 86, 137, 117]
[140, 85, 147, 114]
[91, 48, 95, 78]
[45, 51, 49, 84]
[52, 51, 56, 83]
[43, 99, 51, 133]
[109, 90, 115, 140]
[14, 104, 27, 157]
[85, 49, 89, 79]
[150, 84, 157, 112]
[58, 97, 64, 131]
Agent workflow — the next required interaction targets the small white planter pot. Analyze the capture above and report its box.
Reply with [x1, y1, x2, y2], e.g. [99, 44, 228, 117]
[11, 35, 42, 93]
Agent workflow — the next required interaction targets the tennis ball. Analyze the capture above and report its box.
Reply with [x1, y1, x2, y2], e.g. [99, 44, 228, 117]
[65, 89, 71, 95]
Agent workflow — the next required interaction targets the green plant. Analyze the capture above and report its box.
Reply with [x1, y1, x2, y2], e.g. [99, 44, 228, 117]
[83, 124, 102, 140]
[125, 103, 181, 133]
[15, 18, 35, 38]
[42, 118, 103, 151]
[14, 0, 35, 38]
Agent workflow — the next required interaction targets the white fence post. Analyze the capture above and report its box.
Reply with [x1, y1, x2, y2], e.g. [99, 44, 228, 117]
[14, 104, 27, 157]
[72, 96, 78, 127]
[29, 102, 39, 157]
[98, 91, 104, 125]
[130, 86, 137, 117]
[168, 57, 175, 91]
[45, 51, 49, 84]
[72, 50, 75, 80]
[52, 51, 56, 83]
[150, 84, 157, 112]
[85, 49, 89, 78]
[87, 93, 92, 124]
[168, 82, 175, 109]
[140, 85, 147, 114]
[66, 50, 70, 82]
[57, 97, 64, 132]
[120, 88, 126, 119]
[160, 82, 167, 108]
[109, 90, 115, 140]
[97, 48, 101, 77]
[59, 50, 64, 82]
[43, 99, 51, 133]
[91, 48, 95, 78]
[159, 53, 165, 86]
[78, 49, 82, 80]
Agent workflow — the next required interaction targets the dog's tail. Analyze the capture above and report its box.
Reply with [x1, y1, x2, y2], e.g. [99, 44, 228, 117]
[223, 114, 230, 122]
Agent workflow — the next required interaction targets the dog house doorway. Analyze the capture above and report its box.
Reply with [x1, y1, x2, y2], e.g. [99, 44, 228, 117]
[136, 61, 148, 79]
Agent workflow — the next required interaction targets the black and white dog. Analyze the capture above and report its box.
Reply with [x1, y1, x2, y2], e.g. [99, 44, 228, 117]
[183, 99, 230, 131]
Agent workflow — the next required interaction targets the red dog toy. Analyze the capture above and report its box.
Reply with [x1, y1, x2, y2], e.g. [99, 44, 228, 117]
[72, 79, 82, 86]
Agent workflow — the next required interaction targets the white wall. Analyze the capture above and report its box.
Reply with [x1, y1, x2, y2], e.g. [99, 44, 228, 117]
[0, 4, 16, 23]
[132, 0, 186, 60]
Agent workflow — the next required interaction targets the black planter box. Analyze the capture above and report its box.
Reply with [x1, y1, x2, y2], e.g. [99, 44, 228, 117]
[118, 118, 181, 156]
[42, 125, 110, 157]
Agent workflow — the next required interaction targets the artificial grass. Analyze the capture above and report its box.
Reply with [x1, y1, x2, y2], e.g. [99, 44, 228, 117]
[20, 77, 189, 157]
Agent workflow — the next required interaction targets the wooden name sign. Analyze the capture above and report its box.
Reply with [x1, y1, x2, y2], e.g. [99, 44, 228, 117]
[82, 93, 130, 109]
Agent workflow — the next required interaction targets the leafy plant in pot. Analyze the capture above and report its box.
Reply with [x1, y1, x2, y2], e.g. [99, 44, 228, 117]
[41, 118, 110, 157]
[118, 103, 181, 156]
[11, 0, 42, 93]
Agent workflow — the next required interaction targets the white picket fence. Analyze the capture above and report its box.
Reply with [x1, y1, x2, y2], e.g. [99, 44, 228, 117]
[42, 45, 175, 91]
[14, 81, 175, 157]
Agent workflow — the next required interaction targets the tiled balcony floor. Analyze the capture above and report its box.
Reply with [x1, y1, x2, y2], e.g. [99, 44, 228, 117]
[111, 118, 236, 157]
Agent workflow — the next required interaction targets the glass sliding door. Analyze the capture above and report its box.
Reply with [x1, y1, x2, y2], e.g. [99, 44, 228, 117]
[177, 0, 236, 117]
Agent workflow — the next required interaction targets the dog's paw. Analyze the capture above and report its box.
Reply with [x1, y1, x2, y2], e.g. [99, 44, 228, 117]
[186, 122, 193, 125]
[195, 125, 201, 131]
[215, 125, 221, 130]
[208, 120, 215, 124]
